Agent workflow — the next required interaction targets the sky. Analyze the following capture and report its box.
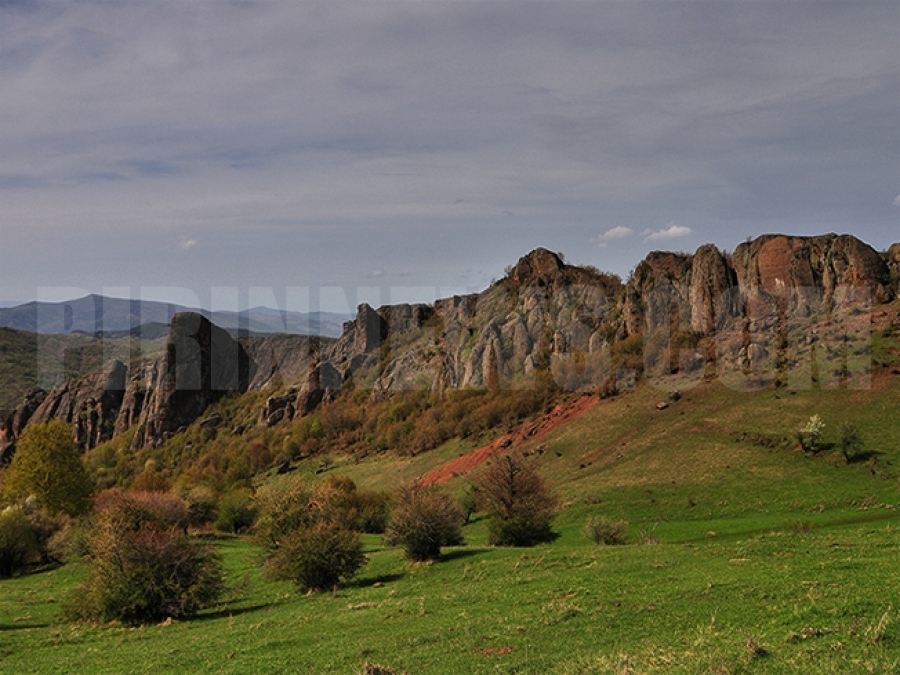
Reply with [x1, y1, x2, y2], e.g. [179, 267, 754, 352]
[0, 0, 897, 313]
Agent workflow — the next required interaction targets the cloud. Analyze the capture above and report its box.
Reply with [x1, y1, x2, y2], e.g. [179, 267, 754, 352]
[893, 195, 900, 208]
[0, 1, 896, 304]
[644, 224, 693, 242]
[597, 226, 633, 241]
[592, 226, 633, 248]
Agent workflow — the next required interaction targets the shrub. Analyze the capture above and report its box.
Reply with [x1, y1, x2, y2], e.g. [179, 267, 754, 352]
[254, 474, 367, 591]
[95, 489, 190, 533]
[839, 422, 863, 462]
[797, 414, 825, 453]
[252, 475, 313, 545]
[0, 506, 39, 577]
[584, 516, 628, 546]
[182, 485, 218, 528]
[384, 482, 464, 562]
[476, 454, 558, 547]
[351, 490, 392, 534]
[215, 489, 256, 534]
[265, 521, 366, 592]
[20, 496, 73, 564]
[312, 476, 391, 534]
[65, 494, 223, 625]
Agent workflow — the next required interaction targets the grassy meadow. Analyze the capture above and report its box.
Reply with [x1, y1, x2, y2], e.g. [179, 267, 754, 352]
[2, 327, 900, 673]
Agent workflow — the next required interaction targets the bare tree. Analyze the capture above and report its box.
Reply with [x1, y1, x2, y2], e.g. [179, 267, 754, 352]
[476, 453, 558, 546]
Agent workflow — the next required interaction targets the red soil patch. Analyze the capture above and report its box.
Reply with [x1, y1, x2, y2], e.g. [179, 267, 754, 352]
[419, 395, 598, 485]
[582, 428, 637, 465]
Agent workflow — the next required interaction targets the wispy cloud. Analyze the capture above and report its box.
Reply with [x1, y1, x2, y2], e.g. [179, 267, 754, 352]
[178, 238, 197, 251]
[592, 226, 634, 248]
[644, 223, 693, 242]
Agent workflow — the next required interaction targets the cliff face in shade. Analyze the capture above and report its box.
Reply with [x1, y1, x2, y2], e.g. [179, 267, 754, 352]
[122, 313, 255, 449]
[885, 243, 900, 292]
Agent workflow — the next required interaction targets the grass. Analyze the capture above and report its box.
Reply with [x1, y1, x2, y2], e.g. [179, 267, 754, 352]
[3, 329, 900, 672]
[1, 518, 897, 674]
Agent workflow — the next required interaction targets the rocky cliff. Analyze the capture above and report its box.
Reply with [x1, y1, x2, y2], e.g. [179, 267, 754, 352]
[5, 234, 896, 453]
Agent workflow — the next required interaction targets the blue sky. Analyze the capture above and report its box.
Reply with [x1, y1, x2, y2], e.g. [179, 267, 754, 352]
[1, 1, 897, 312]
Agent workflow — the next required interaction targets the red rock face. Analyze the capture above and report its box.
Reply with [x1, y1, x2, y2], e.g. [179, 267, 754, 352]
[734, 233, 893, 312]
[756, 236, 796, 293]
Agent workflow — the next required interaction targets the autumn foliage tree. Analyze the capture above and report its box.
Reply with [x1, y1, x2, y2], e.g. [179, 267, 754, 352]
[475, 453, 558, 546]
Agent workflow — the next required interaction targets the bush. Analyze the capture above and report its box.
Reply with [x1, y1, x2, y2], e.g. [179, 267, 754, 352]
[20, 496, 73, 564]
[351, 489, 392, 534]
[182, 485, 218, 528]
[384, 482, 464, 562]
[0, 506, 39, 577]
[839, 422, 863, 462]
[252, 475, 313, 545]
[584, 515, 628, 546]
[476, 454, 558, 547]
[254, 474, 367, 591]
[65, 494, 223, 625]
[95, 490, 190, 533]
[313, 476, 391, 534]
[797, 414, 825, 453]
[215, 489, 256, 534]
[265, 521, 366, 592]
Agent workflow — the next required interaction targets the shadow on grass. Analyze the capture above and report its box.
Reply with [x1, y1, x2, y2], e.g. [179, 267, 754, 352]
[0, 621, 52, 631]
[440, 547, 491, 562]
[847, 450, 883, 464]
[192, 603, 273, 623]
[347, 572, 405, 589]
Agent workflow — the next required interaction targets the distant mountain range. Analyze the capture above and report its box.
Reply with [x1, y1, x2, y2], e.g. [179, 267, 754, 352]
[0, 295, 350, 338]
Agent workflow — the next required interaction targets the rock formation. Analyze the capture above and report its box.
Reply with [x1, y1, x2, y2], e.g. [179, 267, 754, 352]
[732, 233, 892, 314]
[6, 233, 897, 449]
[124, 313, 254, 449]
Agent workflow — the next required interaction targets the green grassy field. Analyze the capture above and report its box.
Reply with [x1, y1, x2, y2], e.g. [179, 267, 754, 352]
[3, 369, 900, 672]
[1, 517, 896, 674]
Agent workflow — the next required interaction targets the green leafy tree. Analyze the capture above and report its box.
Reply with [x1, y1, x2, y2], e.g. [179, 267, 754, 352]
[3, 420, 93, 516]
[839, 422, 863, 462]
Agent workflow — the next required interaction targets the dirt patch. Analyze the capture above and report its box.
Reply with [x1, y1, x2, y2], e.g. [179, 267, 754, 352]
[420, 395, 598, 485]
[582, 428, 637, 465]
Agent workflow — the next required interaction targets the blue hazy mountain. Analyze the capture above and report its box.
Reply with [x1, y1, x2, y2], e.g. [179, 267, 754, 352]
[0, 295, 349, 338]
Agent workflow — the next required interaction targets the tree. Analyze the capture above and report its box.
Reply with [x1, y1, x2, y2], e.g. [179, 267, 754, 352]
[839, 422, 863, 462]
[475, 453, 558, 546]
[3, 420, 93, 516]
[384, 482, 464, 562]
